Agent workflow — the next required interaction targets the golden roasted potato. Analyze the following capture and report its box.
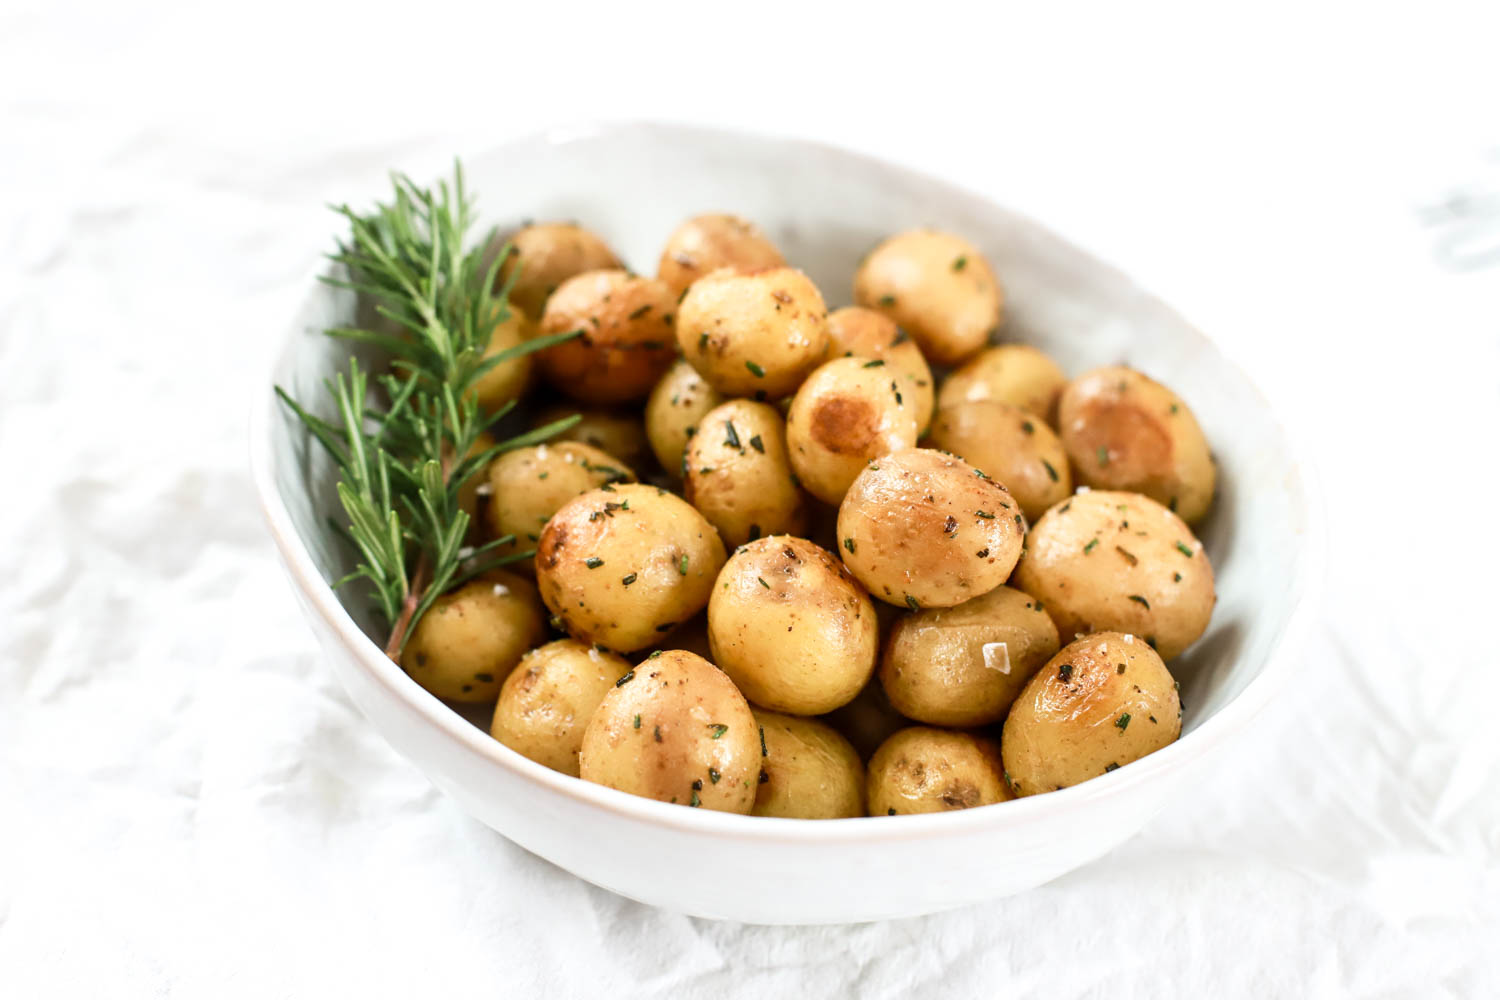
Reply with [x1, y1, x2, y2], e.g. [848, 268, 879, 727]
[471, 307, 535, 416]
[926, 400, 1072, 522]
[657, 213, 785, 298]
[1001, 631, 1182, 795]
[490, 639, 631, 776]
[644, 359, 724, 476]
[579, 649, 759, 812]
[879, 585, 1059, 727]
[1058, 366, 1216, 524]
[532, 403, 652, 471]
[535, 484, 726, 652]
[937, 344, 1067, 424]
[854, 229, 1001, 366]
[484, 441, 635, 571]
[1013, 490, 1215, 659]
[537, 270, 677, 403]
[752, 709, 865, 819]
[499, 222, 622, 320]
[684, 400, 805, 547]
[785, 357, 922, 505]
[836, 448, 1025, 609]
[867, 728, 1011, 815]
[676, 267, 829, 398]
[400, 571, 547, 703]
[824, 306, 935, 432]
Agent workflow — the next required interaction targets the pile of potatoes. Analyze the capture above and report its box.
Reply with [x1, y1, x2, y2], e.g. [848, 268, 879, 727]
[401, 214, 1220, 819]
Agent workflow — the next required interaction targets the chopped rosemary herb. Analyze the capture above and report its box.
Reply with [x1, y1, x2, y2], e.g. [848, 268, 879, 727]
[698, 331, 709, 350]
[709, 723, 729, 739]
[843, 537, 856, 554]
[1042, 459, 1059, 482]
[863, 359, 886, 368]
[633, 714, 641, 729]
[1104, 762, 1120, 772]
[951, 255, 967, 272]
[745, 360, 765, 377]
[758, 577, 770, 588]
[748, 434, 765, 454]
[1021, 420, 1035, 434]
[1175, 541, 1194, 558]
[678, 554, 689, 575]
[905, 595, 920, 611]
[878, 295, 896, 307]
[1058, 663, 1073, 681]
[1097, 446, 1110, 467]
[1116, 713, 1131, 730]
[975, 510, 995, 519]
[628, 303, 652, 319]
[1084, 538, 1099, 554]
[621, 573, 637, 586]
[584, 557, 603, 569]
[615, 670, 635, 687]
[724, 420, 740, 449]
[1128, 594, 1151, 609]
[708, 767, 721, 784]
[759, 725, 768, 756]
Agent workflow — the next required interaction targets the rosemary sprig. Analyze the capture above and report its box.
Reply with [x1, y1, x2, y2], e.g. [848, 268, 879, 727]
[277, 163, 579, 660]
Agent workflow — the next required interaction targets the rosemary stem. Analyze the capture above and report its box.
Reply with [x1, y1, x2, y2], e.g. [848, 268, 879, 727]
[384, 554, 429, 661]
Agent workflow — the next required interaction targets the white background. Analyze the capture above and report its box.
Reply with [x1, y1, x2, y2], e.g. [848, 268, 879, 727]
[3, 2, 1499, 996]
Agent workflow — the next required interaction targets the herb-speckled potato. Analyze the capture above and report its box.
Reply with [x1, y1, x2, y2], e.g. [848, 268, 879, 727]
[537, 270, 677, 403]
[400, 571, 547, 703]
[751, 709, 865, 819]
[824, 306, 935, 432]
[1013, 490, 1214, 659]
[937, 344, 1067, 424]
[1058, 366, 1216, 524]
[854, 229, 1001, 366]
[536, 484, 726, 652]
[484, 441, 635, 570]
[532, 403, 653, 471]
[879, 585, 1060, 727]
[676, 267, 829, 398]
[785, 357, 922, 505]
[708, 536, 878, 715]
[684, 400, 805, 548]
[490, 639, 631, 776]
[499, 222, 622, 320]
[1001, 631, 1182, 796]
[867, 728, 1011, 816]
[836, 448, 1025, 609]
[579, 649, 759, 812]
[471, 307, 535, 416]
[657, 213, 785, 298]
[927, 400, 1072, 522]
[645, 359, 724, 476]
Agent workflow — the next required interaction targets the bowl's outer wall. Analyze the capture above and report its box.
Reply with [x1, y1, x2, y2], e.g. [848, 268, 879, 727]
[258, 123, 1316, 923]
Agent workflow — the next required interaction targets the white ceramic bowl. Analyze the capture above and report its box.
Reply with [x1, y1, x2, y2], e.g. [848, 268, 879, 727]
[252, 122, 1322, 924]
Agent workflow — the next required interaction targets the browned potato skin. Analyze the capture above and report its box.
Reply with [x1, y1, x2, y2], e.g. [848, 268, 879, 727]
[491, 639, 631, 776]
[537, 270, 677, 403]
[1001, 631, 1182, 796]
[1013, 490, 1215, 659]
[684, 400, 805, 548]
[657, 213, 785, 298]
[752, 709, 865, 819]
[579, 650, 759, 812]
[708, 537, 878, 715]
[532, 403, 652, 471]
[484, 441, 635, 571]
[676, 267, 830, 398]
[937, 345, 1067, 425]
[880, 585, 1060, 727]
[499, 223, 622, 320]
[471, 308, 535, 416]
[867, 728, 1011, 816]
[400, 572, 546, 703]
[836, 448, 1026, 609]
[927, 400, 1072, 522]
[1058, 366, 1216, 524]
[824, 307, 935, 432]
[535, 484, 727, 652]
[785, 357, 922, 505]
[854, 230, 1001, 366]
[645, 359, 724, 476]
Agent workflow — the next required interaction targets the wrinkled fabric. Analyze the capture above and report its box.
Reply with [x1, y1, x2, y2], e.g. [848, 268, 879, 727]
[2, 5, 1498, 997]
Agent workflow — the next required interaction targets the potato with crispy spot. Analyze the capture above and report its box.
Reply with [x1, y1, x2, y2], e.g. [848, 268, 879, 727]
[491, 639, 631, 776]
[937, 344, 1067, 424]
[537, 270, 677, 403]
[867, 728, 1011, 815]
[684, 400, 805, 548]
[854, 229, 1001, 366]
[676, 267, 829, 398]
[484, 441, 634, 571]
[785, 357, 921, 505]
[927, 400, 1071, 521]
[579, 650, 759, 812]
[645, 359, 724, 476]
[824, 307, 935, 432]
[532, 403, 652, 470]
[1058, 366, 1216, 523]
[752, 709, 865, 819]
[1001, 631, 1182, 796]
[499, 222, 622, 320]
[657, 213, 785, 298]
[400, 571, 546, 703]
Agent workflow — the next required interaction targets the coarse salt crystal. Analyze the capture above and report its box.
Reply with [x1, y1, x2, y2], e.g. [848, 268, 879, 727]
[491, 583, 510, 597]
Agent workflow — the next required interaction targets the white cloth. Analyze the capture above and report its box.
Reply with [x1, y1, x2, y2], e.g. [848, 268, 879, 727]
[3, 3, 1498, 996]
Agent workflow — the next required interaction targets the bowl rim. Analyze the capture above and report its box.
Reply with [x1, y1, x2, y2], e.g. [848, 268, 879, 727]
[249, 119, 1326, 846]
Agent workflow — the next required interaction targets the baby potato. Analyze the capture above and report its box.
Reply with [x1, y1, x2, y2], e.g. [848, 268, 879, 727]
[499, 222, 622, 320]
[645, 359, 724, 476]
[1057, 366, 1216, 524]
[1013, 490, 1215, 659]
[853, 229, 1001, 366]
[837, 448, 1026, 609]
[484, 441, 635, 570]
[536, 484, 727, 652]
[867, 728, 1011, 816]
[818, 678, 909, 762]
[879, 585, 1060, 727]
[1001, 631, 1182, 796]
[708, 536, 878, 715]
[926, 400, 1072, 522]
[676, 267, 830, 399]
[752, 709, 865, 819]
[684, 400, 805, 547]
[937, 344, 1067, 424]
[490, 639, 631, 776]
[579, 649, 759, 812]
[537, 270, 678, 403]
[471, 307, 535, 416]
[824, 306, 935, 432]
[785, 357, 922, 505]
[532, 403, 652, 470]
[657, 213, 785, 298]
[400, 571, 547, 703]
